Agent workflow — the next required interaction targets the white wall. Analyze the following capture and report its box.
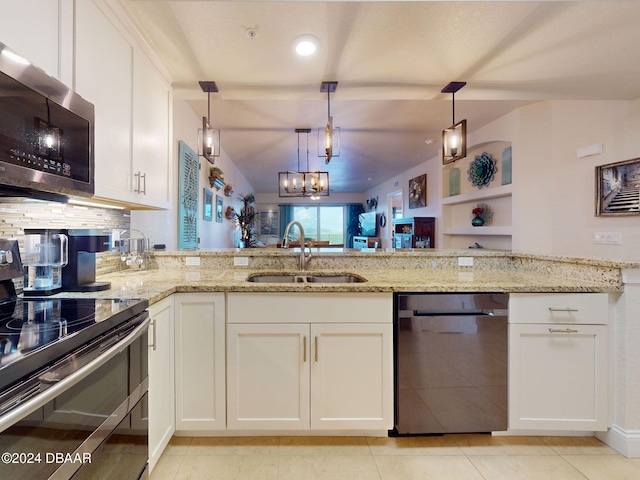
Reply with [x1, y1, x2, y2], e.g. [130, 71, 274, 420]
[132, 98, 254, 249]
[365, 100, 640, 262]
[363, 155, 441, 249]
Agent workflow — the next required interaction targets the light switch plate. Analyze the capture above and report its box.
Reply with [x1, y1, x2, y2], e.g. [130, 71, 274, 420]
[594, 232, 621, 245]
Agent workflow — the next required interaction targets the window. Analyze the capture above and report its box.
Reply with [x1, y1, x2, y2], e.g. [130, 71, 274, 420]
[292, 205, 344, 244]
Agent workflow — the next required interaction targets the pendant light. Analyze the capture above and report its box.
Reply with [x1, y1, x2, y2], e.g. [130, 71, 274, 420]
[318, 81, 340, 164]
[197, 80, 220, 164]
[279, 128, 330, 199]
[441, 81, 467, 164]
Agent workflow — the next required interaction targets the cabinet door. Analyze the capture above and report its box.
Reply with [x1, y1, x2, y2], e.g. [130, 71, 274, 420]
[0, 0, 63, 79]
[174, 293, 226, 432]
[509, 323, 608, 431]
[147, 296, 174, 472]
[227, 323, 310, 430]
[310, 323, 393, 430]
[75, 0, 134, 203]
[132, 51, 171, 208]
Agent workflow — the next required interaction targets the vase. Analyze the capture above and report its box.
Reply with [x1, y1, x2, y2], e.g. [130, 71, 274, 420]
[471, 215, 484, 227]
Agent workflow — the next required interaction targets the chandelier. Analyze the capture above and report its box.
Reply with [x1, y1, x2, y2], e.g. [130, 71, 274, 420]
[279, 128, 330, 199]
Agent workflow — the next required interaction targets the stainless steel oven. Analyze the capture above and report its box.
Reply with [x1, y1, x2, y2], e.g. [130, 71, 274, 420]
[0, 302, 149, 480]
[0, 239, 149, 479]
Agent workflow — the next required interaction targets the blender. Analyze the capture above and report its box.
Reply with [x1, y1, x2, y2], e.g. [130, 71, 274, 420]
[23, 229, 68, 296]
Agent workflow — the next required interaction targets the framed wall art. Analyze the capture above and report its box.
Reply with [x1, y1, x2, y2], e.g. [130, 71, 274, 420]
[259, 211, 279, 235]
[408, 174, 426, 209]
[216, 195, 224, 223]
[596, 157, 640, 216]
[178, 140, 199, 248]
[203, 188, 213, 221]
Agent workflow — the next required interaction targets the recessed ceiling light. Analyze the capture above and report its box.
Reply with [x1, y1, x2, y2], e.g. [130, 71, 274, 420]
[292, 34, 319, 57]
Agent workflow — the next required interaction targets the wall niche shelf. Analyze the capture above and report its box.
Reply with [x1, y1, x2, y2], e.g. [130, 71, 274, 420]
[441, 142, 513, 250]
[441, 184, 512, 206]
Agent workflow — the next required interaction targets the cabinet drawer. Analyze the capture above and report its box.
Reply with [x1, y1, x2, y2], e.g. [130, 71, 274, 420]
[228, 293, 392, 324]
[509, 293, 608, 325]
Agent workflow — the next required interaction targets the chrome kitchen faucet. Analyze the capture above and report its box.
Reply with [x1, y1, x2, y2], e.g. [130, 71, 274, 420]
[282, 220, 312, 271]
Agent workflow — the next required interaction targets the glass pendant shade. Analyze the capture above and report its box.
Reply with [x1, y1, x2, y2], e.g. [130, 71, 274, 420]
[318, 117, 340, 164]
[442, 119, 467, 164]
[198, 81, 220, 164]
[198, 117, 220, 164]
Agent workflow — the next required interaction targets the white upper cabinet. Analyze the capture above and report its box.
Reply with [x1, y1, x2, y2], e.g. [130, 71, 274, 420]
[75, 0, 171, 209]
[0, 0, 63, 79]
[132, 52, 171, 208]
[75, 0, 134, 204]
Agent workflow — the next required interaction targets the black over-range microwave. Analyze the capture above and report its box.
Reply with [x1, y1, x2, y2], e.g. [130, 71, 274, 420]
[0, 40, 94, 202]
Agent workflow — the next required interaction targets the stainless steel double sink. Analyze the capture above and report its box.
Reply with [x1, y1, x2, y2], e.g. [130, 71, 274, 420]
[246, 272, 366, 283]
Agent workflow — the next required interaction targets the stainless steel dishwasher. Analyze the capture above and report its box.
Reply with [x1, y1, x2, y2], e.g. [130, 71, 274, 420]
[392, 292, 509, 435]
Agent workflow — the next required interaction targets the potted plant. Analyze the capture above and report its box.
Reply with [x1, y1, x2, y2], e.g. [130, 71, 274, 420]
[234, 193, 257, 247]
[209, 166, 225, 189]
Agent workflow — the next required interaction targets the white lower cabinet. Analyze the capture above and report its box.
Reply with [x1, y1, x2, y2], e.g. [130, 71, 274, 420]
[174, 293, 226, 432]
[227, 292, 393, 432]
[227, 323, 310, 430]
[508, 293, 609, 431]
[147, 296, 174, 471]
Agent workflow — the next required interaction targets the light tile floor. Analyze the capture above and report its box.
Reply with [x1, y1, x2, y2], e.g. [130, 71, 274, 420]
[149, 435, 640, 480]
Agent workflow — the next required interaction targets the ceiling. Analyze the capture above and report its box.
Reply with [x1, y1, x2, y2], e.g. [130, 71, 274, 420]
[121, 0, 640, 194]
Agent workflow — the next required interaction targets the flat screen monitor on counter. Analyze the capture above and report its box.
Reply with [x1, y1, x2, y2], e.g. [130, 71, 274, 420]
[359, 211, 377, 237]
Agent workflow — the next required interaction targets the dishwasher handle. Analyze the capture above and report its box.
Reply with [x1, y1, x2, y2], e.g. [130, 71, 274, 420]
[411, 308, 508, 317]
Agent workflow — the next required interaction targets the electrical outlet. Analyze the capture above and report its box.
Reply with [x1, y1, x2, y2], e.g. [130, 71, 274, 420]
[185, 256, 201, 266]
[234, 256, 249, 267]
[457, 257, 474, 267]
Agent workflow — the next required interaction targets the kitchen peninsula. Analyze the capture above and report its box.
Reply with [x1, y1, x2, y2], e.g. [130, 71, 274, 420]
[83, 248, 640, 469]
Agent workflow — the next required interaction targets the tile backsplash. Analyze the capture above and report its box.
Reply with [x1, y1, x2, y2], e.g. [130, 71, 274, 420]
[0, 200, 130, 276]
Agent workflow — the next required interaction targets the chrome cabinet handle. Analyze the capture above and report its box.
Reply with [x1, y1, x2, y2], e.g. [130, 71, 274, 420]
[548, 307, 579, 312]
[0, 250, 13, 266]
[314, 336, 318, 362]
[303, 336, 307, 363]
[134, 172, 147, 194]
[548, 328, 579, 334]
[149, 319, 157, 351]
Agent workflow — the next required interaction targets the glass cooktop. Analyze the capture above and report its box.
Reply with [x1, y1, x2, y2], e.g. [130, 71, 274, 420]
[0, 297, 148, 391]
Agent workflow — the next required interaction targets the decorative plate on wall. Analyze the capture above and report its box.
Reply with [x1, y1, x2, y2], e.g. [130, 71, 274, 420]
[468, 152, 497, 189]
[408, 174, 427, 209]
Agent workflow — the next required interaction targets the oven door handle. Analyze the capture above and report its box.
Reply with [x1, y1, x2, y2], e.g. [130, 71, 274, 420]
[0, 315, 150, 432]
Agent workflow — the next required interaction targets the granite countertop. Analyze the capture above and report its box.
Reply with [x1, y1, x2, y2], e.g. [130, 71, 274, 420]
[91, 264, 622, 306]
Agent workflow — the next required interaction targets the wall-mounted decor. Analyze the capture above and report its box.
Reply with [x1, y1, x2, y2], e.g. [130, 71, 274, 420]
[501, 146, 512, 185]
[216, 195, 223, 222]
[366, 196, 378, 210]
[225, 206, 235, 220]
[408, 174, 427, 209]
[178, 140, 199, 249]
[203, 188, 213, 221]
[448, 167, 461, 196]
[467, 152, 497, 189]
[596, 157, 640, 216]
[259, 211, 279, 235]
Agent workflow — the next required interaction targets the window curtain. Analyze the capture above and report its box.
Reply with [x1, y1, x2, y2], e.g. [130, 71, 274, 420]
[279, 204, 293, 238]
[346, 203, 365, 248]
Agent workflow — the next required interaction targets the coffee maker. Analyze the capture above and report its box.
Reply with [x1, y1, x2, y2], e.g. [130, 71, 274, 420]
[23, 229, 68, 296]
[62, 229, 112, 292]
